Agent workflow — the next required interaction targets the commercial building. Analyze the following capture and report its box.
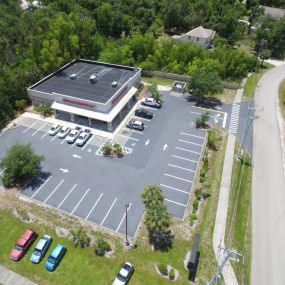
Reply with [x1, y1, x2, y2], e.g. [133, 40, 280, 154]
[28, 59, 141, 131]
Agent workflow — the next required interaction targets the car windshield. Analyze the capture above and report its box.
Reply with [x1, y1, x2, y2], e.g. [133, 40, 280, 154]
[69, 133, 75, 137]
[116, 273, 127, 282]
[47, 256, 56, 264]
[15, 244, 23, 251]
[123, 264, 131, 271]
[33, 249, 41, 256]
[59, 129, 65, 133]
[51, 127, 56, 131]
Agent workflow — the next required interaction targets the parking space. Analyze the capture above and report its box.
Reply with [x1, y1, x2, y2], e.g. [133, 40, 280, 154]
[0, 91, 210, 239]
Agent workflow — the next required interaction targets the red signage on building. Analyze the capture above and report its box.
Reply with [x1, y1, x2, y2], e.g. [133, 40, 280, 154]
[63, 99, 95, 109]
[111, 86, 128, 106]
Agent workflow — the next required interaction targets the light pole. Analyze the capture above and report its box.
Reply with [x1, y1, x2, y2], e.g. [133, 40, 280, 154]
[125, 204, 130, 246]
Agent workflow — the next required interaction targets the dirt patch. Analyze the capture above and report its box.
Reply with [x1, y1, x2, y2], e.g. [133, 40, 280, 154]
[12, 207, 36, 224]
[55, 227, 69, 238]
[104, 240, 116, 258]
[155, 264, 179, 281]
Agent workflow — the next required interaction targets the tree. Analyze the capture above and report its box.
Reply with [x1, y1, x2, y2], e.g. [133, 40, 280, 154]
[71, 227, 90, 248]
[141, 185, 164, 208]
[148, 83, 162, 102]
[259, 49, 272, 67]
[0, 143, 44, 187]
[207, 128, 221, 151]
[195, 112, 210, 129]
[145, 203, 171, 233]
[187, 68, 223, 99]
[34, 104, 53, 117]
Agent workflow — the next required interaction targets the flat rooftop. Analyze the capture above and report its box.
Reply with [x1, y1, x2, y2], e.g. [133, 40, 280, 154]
[30, 59, 139, 104]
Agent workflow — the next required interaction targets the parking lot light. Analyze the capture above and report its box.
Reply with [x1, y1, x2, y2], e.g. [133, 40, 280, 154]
[125, 204, 130, 246]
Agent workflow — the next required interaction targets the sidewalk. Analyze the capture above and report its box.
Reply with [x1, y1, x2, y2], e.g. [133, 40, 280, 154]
[0, 264, 37, 285]
[212, 87, 244, 284]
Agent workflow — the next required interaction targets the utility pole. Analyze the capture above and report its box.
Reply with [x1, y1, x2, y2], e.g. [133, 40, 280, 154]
[208, 245, 242, 285]
[237, 105, 263, 159]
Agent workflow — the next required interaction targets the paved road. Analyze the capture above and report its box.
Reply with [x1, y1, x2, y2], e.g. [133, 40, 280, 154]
[252, 64, 285, 285]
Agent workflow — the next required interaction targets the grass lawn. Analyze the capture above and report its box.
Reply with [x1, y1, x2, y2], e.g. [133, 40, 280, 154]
[225, 146, 252, 285]
[0, 130, 228, 285]
[141, 76, 174, 87]
[278, 79, 285, 120]
[243, 64, 272, 99]
[216, 88, 236, 104]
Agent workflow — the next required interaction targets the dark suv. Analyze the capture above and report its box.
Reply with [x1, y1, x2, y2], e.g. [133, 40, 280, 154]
[135, 108, 153, 119]
[126, 120, 144, 131]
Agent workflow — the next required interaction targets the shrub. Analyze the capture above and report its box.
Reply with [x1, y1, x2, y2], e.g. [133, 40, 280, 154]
[102, 141, 113, 156]
[195, 112, 210, 129]
[202, 191, 211, 199]
[158, 263, 168, 275]
[169, 268, 175, 280]
[195, 188, 203, 201]
[71, 227, 90, 248]
[189, 213, 197, 226]
[15, 99, 27, 110]
[34, 104, 53, 117]
[207, 129, 221, 151]
[94, 239, 111, 256]
[192, 199, 199, 213]
[113, 143, 123, 156]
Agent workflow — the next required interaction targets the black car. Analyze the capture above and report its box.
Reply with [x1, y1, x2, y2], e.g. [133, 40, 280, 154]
[135, 108, 153, 119]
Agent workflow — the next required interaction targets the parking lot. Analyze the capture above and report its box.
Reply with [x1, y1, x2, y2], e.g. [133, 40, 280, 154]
[0, 91, 226, 239]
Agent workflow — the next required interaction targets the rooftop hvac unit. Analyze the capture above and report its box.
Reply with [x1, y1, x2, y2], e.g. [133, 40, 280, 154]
[90, 74, 98, 84]
[70, 74, 77, 80]
[112, 81, 118, 88]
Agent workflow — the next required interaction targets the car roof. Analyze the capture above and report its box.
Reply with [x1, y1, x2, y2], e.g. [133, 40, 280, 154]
[69, 129, 78, 134]
[35, 238, 48, 251]
[60, 126, 68, 131]
[119, 262, 132, 277]
[17, 229, 34, 246]
[133, 120, 143, 125]
[51, 244, 64, 258]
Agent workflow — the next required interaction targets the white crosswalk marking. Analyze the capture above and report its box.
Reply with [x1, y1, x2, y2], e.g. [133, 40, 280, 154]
[228, 103, 240, 134]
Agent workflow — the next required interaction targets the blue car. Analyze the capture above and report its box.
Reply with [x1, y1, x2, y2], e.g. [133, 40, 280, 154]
[30, 235, 52, 264]
[45, 244, 66, 271]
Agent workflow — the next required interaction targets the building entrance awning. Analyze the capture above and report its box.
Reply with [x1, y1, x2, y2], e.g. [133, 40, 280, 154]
[51, 86, 137, 123]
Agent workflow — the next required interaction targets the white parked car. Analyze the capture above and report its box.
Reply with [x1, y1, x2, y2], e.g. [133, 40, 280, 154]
[48, 124, 61, 136]
[66, 129, 81, 144]
[75, 131, 91, 146]
[141, 97, 161, 108]
[57, 126, 71, 139]
[112, 262, 134, 285]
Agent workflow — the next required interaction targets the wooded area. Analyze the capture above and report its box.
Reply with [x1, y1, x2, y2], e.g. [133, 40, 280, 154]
[0, 0, 284, 129]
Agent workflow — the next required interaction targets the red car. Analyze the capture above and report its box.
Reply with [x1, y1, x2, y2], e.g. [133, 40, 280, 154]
[10, 229, 38, 261]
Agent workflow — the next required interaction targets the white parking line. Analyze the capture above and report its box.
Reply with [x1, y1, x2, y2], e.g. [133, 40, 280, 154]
[160, 184, 189, 194]
[31, 123, 47, 136]
[71, 188, 90, 214]
[171, 155, 198, 163]
[85, 193, 103, 220]
[222, 112, 228, 128]
[132, 116, 151, 122]
[178, 139, 203, 146]
[168, 164, 195, 172]
[40, 131, 49, 139]
[60, 139, 65, 144]
[44, 179, 64, 203]
[190, 111, 223, 121]
[123, 128, 144, 135]
[31, 176, 52, 199]
[164, 173, 192, 183]
[180, 132, 204, 139]
[101, 198, 117, 226]
[81, 137, 93, 151]
[22, 121, 38, 134]
[117, 134, 139, 141]
[50, 135, 58, 142]
[164, 198, 187, 207]
[175, 146, 200, 155]
[116, 203, 132, 232]
[71, 142, 76, 148]
[57, 184, 77, 208]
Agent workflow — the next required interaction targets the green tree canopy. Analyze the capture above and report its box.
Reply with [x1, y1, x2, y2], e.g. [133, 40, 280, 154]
[141, 185, 164, 208]
[188, 68, 223, 99]
[0, 143, 44, 187]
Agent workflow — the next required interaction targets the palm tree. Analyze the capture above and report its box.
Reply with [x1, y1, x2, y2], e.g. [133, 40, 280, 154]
[141, 185, 164, 208]
[145, 203, 171, 233]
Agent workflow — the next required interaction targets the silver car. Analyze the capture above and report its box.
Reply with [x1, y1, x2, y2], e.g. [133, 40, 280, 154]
[57, 126, 71, 139]
[66, 129, 81, 144]
[48, 124, 61, 136]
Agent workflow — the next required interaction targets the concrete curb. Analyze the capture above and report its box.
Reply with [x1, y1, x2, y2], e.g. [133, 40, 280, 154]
[0, 264, 37, 285]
